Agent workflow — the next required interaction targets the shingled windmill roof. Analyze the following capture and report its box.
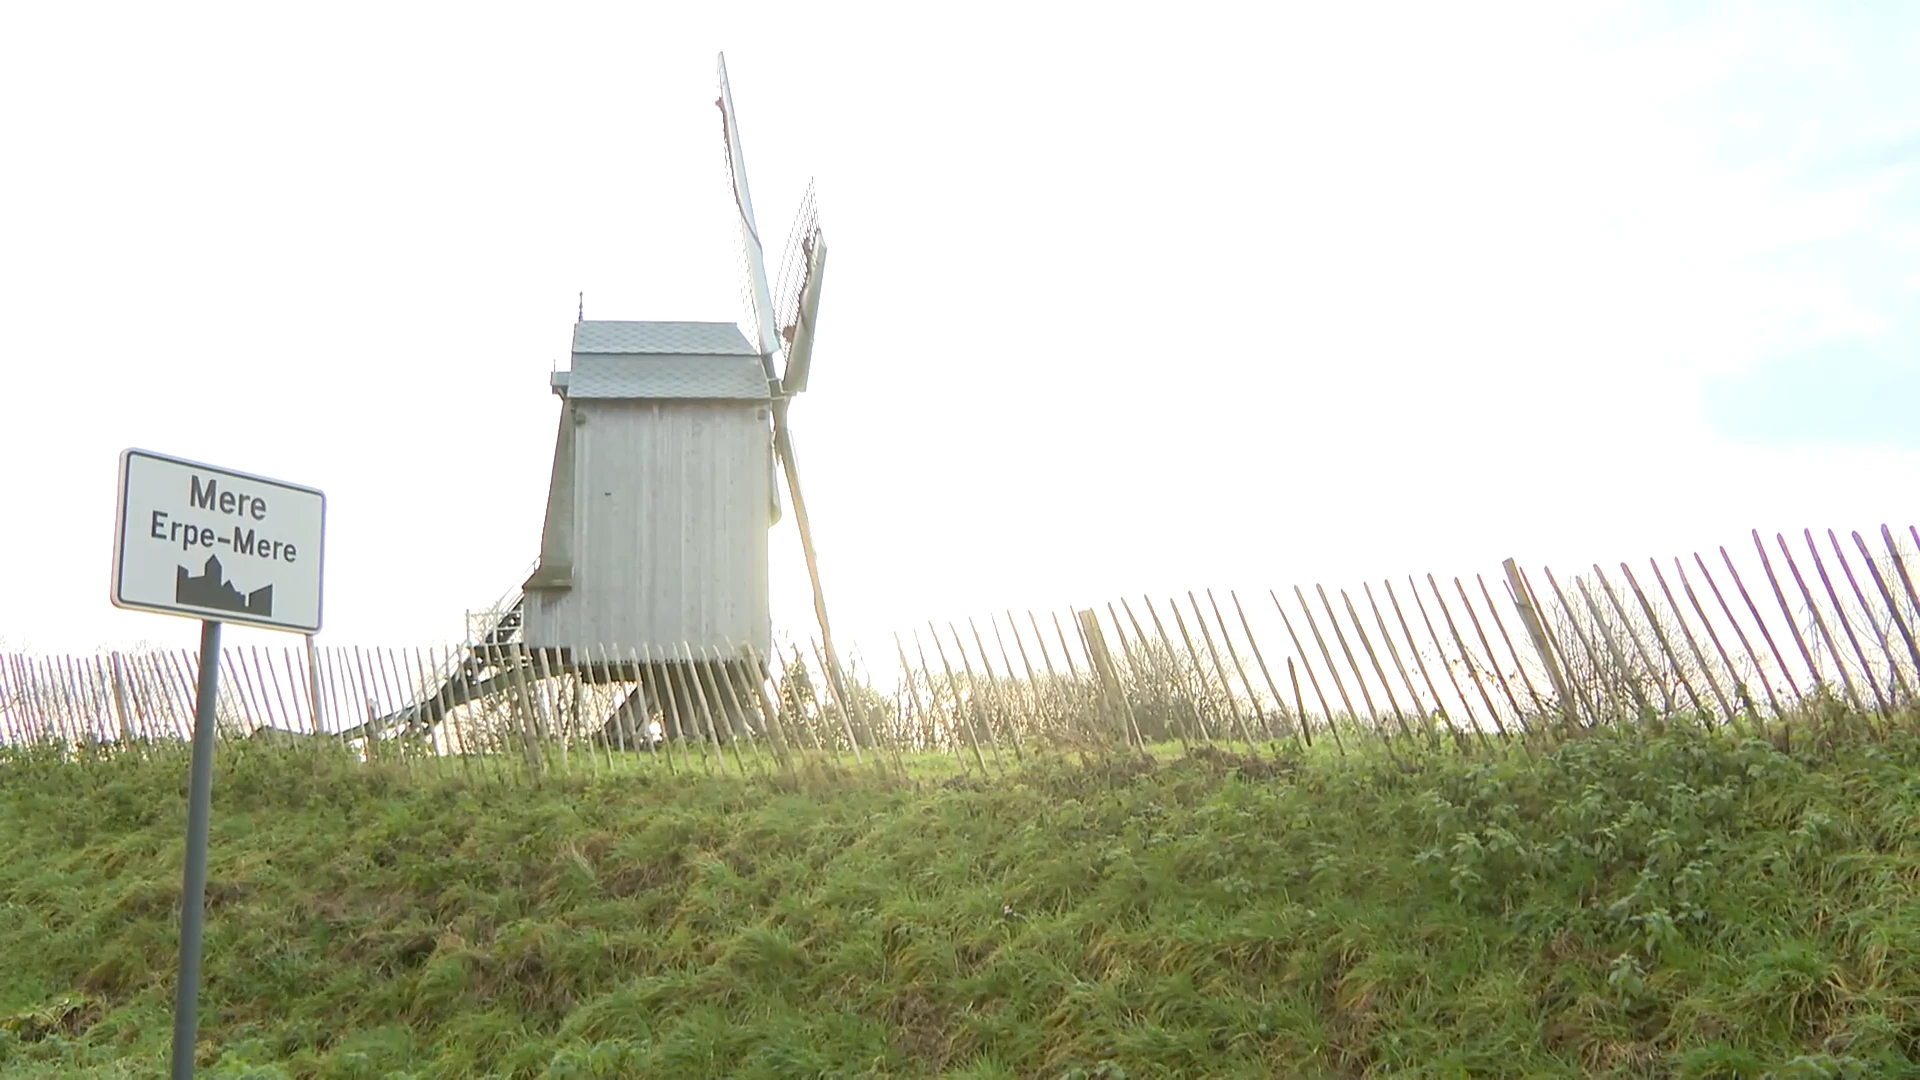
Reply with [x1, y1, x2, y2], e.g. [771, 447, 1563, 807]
[554, 320, 772, 401]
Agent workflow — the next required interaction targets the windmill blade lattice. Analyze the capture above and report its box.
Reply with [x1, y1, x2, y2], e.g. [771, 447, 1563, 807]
[773, 182, 821, 357]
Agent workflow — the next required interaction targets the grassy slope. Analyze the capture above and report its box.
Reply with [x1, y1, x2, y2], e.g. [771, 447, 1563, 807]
[1, 720, 1917, 1080]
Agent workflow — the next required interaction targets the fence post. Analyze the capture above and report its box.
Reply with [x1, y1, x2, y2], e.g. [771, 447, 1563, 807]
[303, 635, 323, 732]
[1855, 530, 1920, 691]
[969, 617, 1029, 762]
[1425, 576, 1511, 742]
[1337, 589, 1416, 743]
[1456, 577, 1536, 736]
[1144, 597, 1213, 744]
[1502, 559, 1577, 729]
[1294, 586, 1367, 741]
[110, 651, 135, 745]
[1648, 559, 1736, 725]
[1208, 590, 1273, 742]
[1189, 593, 1259, 748]
[1591, 566, 1673, 716]
[1574, 572, 1655, 719]
[1617, 562, 1710, 722]
[1383, 580, 1471, 749]
[1679, 556, 1774, 730]
[1232, 590, 1304, 749]
[1803, 529, 1889, 715]
[1076, 609, 1137, 749]
[1272, 591, 1340, 755]
[0, 655, 22, 747]
[915, 630, 971, 771]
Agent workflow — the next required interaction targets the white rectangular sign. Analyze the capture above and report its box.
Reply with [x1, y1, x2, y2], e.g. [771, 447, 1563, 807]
[111, 449, 326, 633]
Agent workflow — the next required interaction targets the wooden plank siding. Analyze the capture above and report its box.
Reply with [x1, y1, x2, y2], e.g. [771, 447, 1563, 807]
[522, 399, 774, 658]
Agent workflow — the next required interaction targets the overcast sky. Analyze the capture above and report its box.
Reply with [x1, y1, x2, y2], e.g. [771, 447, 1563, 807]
[2, 1, 1916, 666]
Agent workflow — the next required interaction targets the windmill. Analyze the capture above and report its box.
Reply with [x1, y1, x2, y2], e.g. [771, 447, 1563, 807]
[342, 55, 852, 753]
[715, 52, 855, 717]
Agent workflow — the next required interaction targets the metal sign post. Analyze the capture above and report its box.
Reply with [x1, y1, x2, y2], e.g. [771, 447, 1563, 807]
[109, 448, 325, 1079]
[170, 618, 222, 1080]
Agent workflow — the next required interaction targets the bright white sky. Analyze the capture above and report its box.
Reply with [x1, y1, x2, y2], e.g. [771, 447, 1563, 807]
[2, 2, 1917, 668]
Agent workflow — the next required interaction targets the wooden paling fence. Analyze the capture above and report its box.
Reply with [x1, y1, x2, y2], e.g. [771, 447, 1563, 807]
[4, 525, 1919, 782]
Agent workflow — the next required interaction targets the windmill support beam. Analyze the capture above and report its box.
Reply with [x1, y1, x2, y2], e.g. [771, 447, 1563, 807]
[770, 397, 858, 736]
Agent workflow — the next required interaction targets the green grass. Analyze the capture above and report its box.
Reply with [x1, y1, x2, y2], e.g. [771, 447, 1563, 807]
[2, 715, 1917, 1079]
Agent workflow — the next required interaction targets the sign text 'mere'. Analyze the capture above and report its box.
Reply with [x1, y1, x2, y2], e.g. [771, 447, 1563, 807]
[191, 475, 268, 520]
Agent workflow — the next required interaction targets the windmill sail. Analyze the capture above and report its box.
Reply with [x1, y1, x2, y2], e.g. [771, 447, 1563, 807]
[714, 52, 858, 752]
[715, 52, 783, 370]
[781, 239, 827, 395]
[772, 183, 826, 395]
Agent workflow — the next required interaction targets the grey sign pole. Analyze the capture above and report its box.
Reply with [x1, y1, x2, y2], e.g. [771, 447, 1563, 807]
[113, 448, 323, 1077]
[170, 618, 222, 1080]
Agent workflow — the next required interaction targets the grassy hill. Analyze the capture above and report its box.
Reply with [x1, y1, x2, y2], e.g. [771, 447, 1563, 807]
[2, 715, 1916, 1079]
